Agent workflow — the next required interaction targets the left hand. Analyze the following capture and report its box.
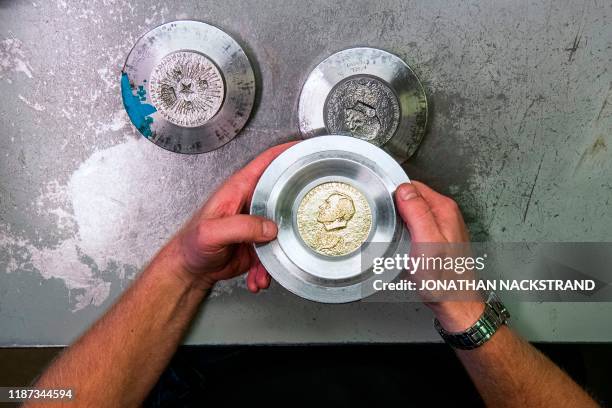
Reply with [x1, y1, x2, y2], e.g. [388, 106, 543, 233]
[173, 142, 298, 291]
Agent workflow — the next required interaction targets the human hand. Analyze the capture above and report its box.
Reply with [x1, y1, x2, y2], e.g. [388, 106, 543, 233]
[394, 181, 484, 332]
[243, 174, 484, 329]
[173, 142, 298, 291]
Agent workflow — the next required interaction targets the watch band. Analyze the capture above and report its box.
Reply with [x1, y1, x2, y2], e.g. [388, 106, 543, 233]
[434, 292, 510, 350]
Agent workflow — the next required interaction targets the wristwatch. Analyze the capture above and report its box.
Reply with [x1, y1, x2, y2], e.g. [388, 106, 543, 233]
[434, 292, 510, 350]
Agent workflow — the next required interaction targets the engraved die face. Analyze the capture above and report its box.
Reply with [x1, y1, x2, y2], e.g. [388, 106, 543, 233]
[149, 51, 225, 128]
[344, 102, 381, 139]
[298, 182, 372, 257]
[324, 76, 400, 146]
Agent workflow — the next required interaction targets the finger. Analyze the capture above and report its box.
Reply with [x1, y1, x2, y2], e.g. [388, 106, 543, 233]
[247, 263, 259, 293]
[202, 141, 300, 217]
[410, 180, 469, 242]
[395, 183, 445, 242]
[198, 215, 278, 252]
[248, 245, 271, 290]
[255, 263, 271, 289]
[409, 180, 451, 208]
[246, 246, 260, 292]
[203, 243, 252, 282]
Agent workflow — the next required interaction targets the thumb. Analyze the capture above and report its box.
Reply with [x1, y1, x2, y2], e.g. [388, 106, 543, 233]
[197, 214, 278, 251]
[394, 183, 445, 242]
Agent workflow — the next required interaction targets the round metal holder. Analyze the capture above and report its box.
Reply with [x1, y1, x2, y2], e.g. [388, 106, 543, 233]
[251, 136, 410, 303]
[121, 20, 256, 154]
[298, 47, 428, 162]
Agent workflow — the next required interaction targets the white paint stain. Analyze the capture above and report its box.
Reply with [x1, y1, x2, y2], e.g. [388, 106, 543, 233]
[18, 94, 45, 111]
[93, 110, 127, 135]
[0, 233, 111, 310]
[1, 137, 221, 311]
[96, 67, 116, 91]
[0, 38, 34, 80]
[29, 241, 112, 309]
[1, 14, 264, 310]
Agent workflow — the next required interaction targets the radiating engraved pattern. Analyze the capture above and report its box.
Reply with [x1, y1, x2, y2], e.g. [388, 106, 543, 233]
[324, 76, 400, 146]
[297, 182, 372, 257]
[149, 51, 224, 127]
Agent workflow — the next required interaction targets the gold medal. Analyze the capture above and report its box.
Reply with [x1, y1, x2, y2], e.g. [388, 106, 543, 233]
[297, 182, 372, 256]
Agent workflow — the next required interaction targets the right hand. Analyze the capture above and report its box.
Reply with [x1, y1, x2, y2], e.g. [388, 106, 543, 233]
[394, 181, 484, 332]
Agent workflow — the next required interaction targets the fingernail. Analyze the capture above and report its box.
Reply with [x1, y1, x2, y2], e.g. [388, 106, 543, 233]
[262, 220, 277, 238]
[398, 184, 419, 201]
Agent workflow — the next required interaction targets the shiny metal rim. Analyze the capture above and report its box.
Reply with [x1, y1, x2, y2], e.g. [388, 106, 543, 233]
[251, 136, 410, 303]
[298, 47, 428, 163]
[121, 20, 255, 154]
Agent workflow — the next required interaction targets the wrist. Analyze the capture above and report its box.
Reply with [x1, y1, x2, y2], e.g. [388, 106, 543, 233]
[429, 301, 485, 332]
[157, 239, 214, 294]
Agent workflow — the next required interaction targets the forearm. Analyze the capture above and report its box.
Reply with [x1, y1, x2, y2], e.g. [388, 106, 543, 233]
[29, 240, 207, 407]
[457, 326, 597, 407]
[435, 304, 598, 407]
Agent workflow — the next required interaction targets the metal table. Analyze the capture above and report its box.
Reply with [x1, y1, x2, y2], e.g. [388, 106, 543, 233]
[0, 0, 611, 345]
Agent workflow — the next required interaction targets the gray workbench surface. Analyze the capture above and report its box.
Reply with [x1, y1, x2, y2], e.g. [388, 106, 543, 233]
[1, 0, 611, 346]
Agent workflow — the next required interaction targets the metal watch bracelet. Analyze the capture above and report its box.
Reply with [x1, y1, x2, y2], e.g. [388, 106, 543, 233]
[434, 292, 510, 350]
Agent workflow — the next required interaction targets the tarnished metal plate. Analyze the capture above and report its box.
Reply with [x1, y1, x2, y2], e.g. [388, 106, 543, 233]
[299, 47, 428, 162]
[121, 20, 255, 154]
[251, 136, 410, 303]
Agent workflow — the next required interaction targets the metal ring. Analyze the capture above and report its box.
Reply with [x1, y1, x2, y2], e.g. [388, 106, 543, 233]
[298, 47, 428, 162]
[121, 20, 255, 154]
[251, 136, 410, 303]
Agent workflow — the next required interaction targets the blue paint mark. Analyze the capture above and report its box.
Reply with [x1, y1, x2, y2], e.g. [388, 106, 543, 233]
[121, 72, 156, 138]
[137, 85, 146, 101]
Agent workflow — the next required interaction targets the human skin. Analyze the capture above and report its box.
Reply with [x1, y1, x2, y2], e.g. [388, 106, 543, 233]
[252, 180, 598, 407]
[27, 142, 296, 407]
[29, 144, 597, 407]
[393, 182, 598, 407]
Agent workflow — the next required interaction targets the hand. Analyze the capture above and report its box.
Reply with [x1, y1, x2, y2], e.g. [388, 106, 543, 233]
[243, 176, 484, 329]
[394, 181, 484, 332]
[173, 142, 298, 291]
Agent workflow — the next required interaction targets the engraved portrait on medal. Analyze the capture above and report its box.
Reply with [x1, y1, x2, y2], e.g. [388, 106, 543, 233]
[297, 182, 372, 256]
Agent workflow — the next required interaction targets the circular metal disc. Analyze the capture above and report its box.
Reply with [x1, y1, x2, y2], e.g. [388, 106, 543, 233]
[298, 47, 428, 162]
[251, 136, 410, 303]
[121, 21, 255, 154]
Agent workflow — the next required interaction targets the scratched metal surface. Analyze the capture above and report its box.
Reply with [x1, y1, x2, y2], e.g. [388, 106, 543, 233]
[0, 0, 611, 345]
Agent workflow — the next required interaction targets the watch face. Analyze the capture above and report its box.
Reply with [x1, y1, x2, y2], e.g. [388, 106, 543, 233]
[489, 292, 511, 321]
